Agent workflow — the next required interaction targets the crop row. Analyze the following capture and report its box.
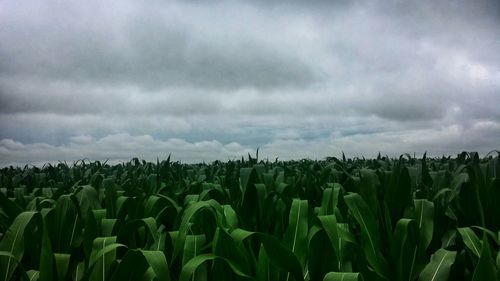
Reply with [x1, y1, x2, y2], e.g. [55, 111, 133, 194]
[0, 152, 499, 280]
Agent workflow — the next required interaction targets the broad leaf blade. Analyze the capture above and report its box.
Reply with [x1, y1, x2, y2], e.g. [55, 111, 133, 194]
[179, 254, 252, 281]
[344, 193, 388, 278]
[283, 199, 308, 269]
[414, 199, 434, 250]
[323, 272, 363, 281]
[471, 236, 497, 281]
[458, 227, 482, 258]
[0, 211, 39, 281]
[418, 248, 456, 281]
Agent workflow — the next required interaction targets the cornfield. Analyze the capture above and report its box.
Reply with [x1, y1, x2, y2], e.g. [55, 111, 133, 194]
[0, 152, 499, 281]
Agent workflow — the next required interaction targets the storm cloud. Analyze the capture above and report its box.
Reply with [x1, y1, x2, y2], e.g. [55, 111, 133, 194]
[1, 0, 499, 166]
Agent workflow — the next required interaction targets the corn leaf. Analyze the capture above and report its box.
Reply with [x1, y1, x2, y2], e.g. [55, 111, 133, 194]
[323, 272, 363, 281]
[283, 199, 309, 269]
[344, 193, 388, 278]
[458, 227, 482, 258]
[0, 211, 39, 281]
[471, 236, 498, 281]
[418, 249, 456, 281]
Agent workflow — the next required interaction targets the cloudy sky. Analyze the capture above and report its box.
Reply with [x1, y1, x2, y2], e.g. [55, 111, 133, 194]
[1, 0, 499, 166]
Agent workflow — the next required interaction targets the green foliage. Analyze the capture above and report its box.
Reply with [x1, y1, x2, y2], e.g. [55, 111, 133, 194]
[0, 152, 499, 280]
[418, 249, 456, 281]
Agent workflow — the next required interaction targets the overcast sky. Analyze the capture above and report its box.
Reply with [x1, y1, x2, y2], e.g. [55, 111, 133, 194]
[1, 0, 499, 166]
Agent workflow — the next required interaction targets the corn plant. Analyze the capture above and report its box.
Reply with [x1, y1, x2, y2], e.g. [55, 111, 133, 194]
[0, 152, 499, 280]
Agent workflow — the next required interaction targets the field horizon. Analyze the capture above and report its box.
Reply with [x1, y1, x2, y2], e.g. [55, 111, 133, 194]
[2, 150, 499, 169]
[1, 151, 499, 280]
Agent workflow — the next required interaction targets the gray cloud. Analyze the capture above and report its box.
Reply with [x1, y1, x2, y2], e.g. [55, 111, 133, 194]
[2, 120, 499, 166]
[0, 134, 254, 166]
[0, 0, 320, 90]
[0, 0, 499, 165]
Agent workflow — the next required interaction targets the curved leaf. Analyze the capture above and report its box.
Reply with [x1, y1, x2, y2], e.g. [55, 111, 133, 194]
[309, 226, 337, 280]
[418, 249, 456, 281]
[179, 254, 253, 281]
[391, 219, 419, 281]
[88, 237, 126, 281]
[0, 191, 23, 226]
[317, 215, 347, 271]
[109, 250, 149, 281]
[323, 272, 363, 281]
[0, 251, 30, 281]
[0, 211, 40, 281]
[213, 227, 251, 278]
[141, 250, 171, 281]
[472, 236, 497, 281]
[230, 228, 304, 281]
[344, 193, 388, 278]
[172, 200, 223, 262]
[54, 195, 81, 252]
[458, 227, 482, 258]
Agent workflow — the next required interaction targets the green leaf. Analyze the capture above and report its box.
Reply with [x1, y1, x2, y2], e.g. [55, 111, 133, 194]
[0, 211, 40, 281]
[471, 226, 498, 245]
[359, 169, 380, 218]
[53, 253, 70, 281]
[73, 262, 84, 281]
[39, 209, 54, 281]
[100, 218, 117, 237]
[103, 178, 117, 218]
[418, 249, 456, 281]
[472, 236, 498, 281]
[260, 233, 304, 281]
[147, 173, 159, 195]
[240, 168, 260, 229]
[308, 225, 337, 280]
[323, 272, 364, 281]
[143, 195, 180, 223]
[414, 199, 434, 250]
[172, 200, 223, 263]
[411, 200, 434, 280]
[182, 234, 206, 267]
[213, 227, 252, 278]
[54, 195, 81, 252]
[83, 209, 107, 263]
[0, 191, 23, 226]
[256, 244, 273, 281]
[73, 185, 101, 223]
[317, 215, 347, 271]
[117, 217, 158, 249]
[441, 230, 457, 248]
[0, 251, 30, 281]
[283, 199, 308, 269]
[344, 193, 388, 278]
[497, 249, 500, 279]
[458, 227, 482, 258]
[141, 250, 171, 281]
[223, 205, 239, 229]
[385, 163, 412, 224]
[179, 254, 253, 281]
[88, 237, 125, 281]
[319, 184, 341, 216]
[391, 219, 419, 281]
[229, 229, 304, 281]
[27, 270, 39, 281]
